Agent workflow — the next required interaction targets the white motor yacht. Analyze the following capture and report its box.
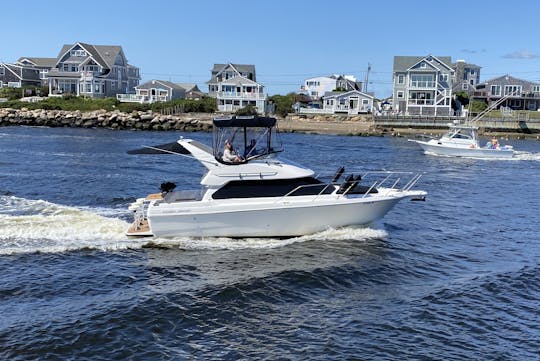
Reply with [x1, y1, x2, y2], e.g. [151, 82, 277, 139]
[126, 116, 427, 238]
[409, 124, 514, 158]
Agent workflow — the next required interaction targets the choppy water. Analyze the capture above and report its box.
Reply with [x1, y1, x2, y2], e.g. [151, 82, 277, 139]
[1, 126, 539, 360]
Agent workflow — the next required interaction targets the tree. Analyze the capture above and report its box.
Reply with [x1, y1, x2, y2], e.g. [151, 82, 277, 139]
[268, 93, 295, 117]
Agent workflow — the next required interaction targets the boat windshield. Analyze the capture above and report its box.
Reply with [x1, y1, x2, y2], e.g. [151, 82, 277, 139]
[212, 116, 283, 163]
[447, 127, 475, 140]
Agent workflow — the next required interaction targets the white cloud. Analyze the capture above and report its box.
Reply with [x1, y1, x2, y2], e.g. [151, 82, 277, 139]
[502, 50, 539, 59]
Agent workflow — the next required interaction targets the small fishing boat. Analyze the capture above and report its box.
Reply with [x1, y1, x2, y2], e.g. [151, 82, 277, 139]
[127, 115, 427, 238]
[409, 123, 514, 158]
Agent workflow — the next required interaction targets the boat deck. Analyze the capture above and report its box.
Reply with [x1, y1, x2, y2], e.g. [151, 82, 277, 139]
[126, 219, 153, 237]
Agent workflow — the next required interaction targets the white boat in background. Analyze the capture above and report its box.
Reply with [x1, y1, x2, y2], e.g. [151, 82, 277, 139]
[409, 123, 514, 158]
[126, 115, 426, 238]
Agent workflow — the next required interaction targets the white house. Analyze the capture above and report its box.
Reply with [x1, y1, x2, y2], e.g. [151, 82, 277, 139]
[302, 75, 362, 100]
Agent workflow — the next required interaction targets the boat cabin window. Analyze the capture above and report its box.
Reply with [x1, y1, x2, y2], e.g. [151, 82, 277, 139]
[212, 177, 334, 199]
[212, 116, 283, 163]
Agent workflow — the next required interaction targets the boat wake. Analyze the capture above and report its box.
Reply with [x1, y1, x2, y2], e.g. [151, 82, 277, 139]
[425, 150, 540, 161]
[147, 227, 388, 251]
[0, 195, 136, 255]
[0, 196, 388, 255]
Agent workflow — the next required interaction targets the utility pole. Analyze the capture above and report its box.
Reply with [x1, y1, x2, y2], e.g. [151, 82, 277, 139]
[364, 63, 371, 93]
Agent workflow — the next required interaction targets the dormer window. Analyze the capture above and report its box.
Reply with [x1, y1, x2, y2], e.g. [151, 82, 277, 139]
[70, 50, 87, 57]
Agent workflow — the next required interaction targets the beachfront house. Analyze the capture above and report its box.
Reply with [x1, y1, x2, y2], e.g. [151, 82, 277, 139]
[302, 75, 362, 100]
[117, 80, 206, 103]
[0, 62, 41, 88]
[452, 60, 481, 96]
[322, 90, 374, 114]
[16, 57, 57, 86]
[474, 75, 540, 111]
[207, 63, 267, 114]
[392, 55, 454, 116]
[47, 42, 140, 98]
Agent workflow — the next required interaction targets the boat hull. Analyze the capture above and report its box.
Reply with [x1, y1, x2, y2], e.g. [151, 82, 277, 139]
[413, 140, 514, 158]
[145, 192, 422, 238]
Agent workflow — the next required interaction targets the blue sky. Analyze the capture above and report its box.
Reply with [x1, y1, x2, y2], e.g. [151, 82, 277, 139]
[2, 0, 539, 98]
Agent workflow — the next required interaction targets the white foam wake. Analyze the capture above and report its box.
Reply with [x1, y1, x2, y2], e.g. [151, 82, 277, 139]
[0, 195, 142, 255]
[147, 226, 388, 251]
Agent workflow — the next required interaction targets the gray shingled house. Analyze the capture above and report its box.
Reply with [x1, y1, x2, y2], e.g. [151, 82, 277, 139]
[47, 42, 140, 98]
[393, 55, 454, 116]
[16, 57, 57, 86]
[0, 62, 41, 88]
[474, 75, 540, 111]
[207, 63, 267, 114]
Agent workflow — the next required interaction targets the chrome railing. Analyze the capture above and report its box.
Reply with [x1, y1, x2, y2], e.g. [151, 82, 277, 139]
[274, 171, 424, 203]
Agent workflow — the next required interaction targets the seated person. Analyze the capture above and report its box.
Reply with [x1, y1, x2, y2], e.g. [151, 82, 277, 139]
[222, 141, 242, 163]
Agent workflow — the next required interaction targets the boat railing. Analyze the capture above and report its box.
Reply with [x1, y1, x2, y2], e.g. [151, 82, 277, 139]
[361, 171, 424, 194]
[275, 171, 424, 203]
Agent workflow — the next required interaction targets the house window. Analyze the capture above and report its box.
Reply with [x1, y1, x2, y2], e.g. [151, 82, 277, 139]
[0, 66, 4, 75]
[85, 83, 92, 93]
[71, 65, 78, 72]
[504, 85, 522, 96]
[362, 99, 369, 105]
[62, 63, 69, 71]
[462, 83, 469, 90]
[311, 91, 317, 96]
[397, 91, 404, 98]
[420, 62, 426, 68]
[397, 74, 404, 84]
[490, 85, 501, 96]
[533, 85, 540, 93]
[411, 74, 435, 87]
[440, 74, 448, 82]
[70, 50, 87, 57]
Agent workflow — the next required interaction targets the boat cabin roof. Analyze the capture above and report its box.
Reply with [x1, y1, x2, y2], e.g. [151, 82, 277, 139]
[212, 115, 283, 164]
[213, 115, 276, 128]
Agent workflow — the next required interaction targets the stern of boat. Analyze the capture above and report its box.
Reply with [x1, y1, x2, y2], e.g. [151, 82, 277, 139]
[126, 193, 161, 237]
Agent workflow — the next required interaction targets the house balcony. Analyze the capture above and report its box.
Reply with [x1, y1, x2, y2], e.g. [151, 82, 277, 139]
[407, 99, 435, 106]
[408, 81, 437, 89]
[216, 91, 267, 101]
[117, 94, 169, 103]
[80, 71, 102, 81]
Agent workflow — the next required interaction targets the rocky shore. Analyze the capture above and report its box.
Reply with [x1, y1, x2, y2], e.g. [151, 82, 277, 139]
[1, 108, 538, 139]
[0, 108, 381, 135]
[0, 108, 214, 132]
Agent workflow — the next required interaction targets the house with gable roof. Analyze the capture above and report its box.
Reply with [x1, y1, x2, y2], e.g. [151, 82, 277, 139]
[117, 80, 205, 103]
[302, 75, 362, 100]
[322, 89, 373, 114]
[393, 55, 454, 116]
[47, 42, 140, 98]
[207, 63, 267, 114]
[16, 57, 57, 86]
[474, 74, 540, 111]
[0, 62, 41, 88]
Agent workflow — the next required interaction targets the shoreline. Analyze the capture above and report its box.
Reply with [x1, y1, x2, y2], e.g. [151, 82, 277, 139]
[1, 108, 539, 140]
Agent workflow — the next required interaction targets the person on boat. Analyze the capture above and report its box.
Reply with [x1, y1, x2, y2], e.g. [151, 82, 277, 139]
[491, 138, 499, 149]
[222, 140, 242, 163]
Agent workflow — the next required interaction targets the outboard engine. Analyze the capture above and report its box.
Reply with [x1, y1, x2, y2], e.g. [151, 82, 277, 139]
[160, 181, 176, 194]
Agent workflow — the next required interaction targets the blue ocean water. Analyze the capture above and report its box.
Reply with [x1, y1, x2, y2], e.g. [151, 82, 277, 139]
[0, 126, 539, 360]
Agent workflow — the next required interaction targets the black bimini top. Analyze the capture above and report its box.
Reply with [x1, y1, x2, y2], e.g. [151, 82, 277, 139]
[212, 115, 276, 128]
